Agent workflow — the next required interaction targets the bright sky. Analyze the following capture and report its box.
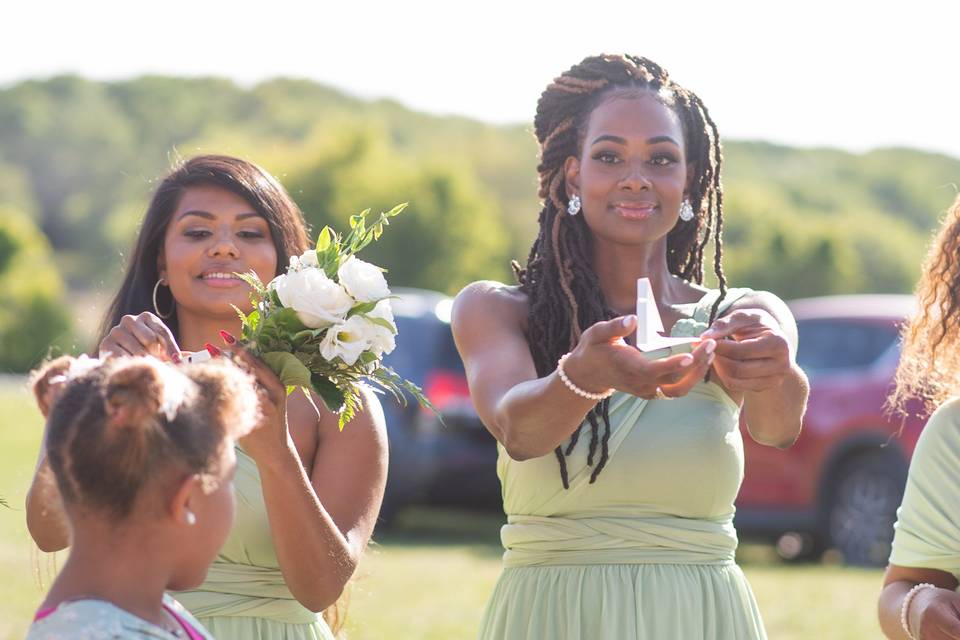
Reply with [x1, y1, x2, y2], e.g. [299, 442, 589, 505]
[5, 1, 959, 158]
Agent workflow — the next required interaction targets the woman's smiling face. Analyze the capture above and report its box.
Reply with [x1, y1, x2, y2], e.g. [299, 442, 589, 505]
[159, 184, 278, 321]
[566, 91, 690, 248]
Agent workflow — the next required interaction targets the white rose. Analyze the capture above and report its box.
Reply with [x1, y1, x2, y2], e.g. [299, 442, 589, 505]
[298, 249, 320, 269]
[274, 268, 352, 329]
[320, 315, 377, 366]
[338, 256, 390, 303]
[364, 300, 396, 356]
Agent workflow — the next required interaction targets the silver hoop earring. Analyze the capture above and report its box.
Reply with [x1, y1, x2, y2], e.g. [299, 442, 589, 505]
[567, 195, 581, 216]
[679, 200, 695, 222]
[152, 279, 174, 319]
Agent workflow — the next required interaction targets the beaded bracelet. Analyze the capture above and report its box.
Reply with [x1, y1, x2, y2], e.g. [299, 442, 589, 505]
[901, 582, 935, 640]
[556, 353, 614, 401]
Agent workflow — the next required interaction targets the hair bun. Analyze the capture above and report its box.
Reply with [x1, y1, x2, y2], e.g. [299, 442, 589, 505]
[30, 355, 77, 416]
[104, 359, 166, 429]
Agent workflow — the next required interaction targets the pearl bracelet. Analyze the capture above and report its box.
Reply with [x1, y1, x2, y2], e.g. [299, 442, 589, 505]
[901, 582, 935, 640]
[556, 353, 614, 401]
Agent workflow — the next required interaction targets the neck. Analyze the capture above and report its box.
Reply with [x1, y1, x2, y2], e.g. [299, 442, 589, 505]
[592, 236, 683, 316]
[44, 519, 173, 627]
[176, 308, 243, 353]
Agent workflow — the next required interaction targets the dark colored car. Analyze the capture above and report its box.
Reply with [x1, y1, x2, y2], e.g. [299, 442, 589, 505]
[378, 288, 499, 523]
[382, 290, 926, 567]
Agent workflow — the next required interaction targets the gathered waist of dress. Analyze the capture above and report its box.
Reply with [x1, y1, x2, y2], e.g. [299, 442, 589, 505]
[500, 513, 738, 568]
[174, 562, 318, 624]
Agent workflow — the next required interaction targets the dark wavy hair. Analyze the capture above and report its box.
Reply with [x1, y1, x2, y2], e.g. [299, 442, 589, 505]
[95, 154, 310, 348]
[513, 55, 728, 488]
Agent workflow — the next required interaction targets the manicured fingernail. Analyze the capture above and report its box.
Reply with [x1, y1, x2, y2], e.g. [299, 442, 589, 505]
[680, 354, 694, 367]
[171, 351, 182, 363]
[704, 340, 716, 355]
[204, 343, 222, 357]
[219, 330, 237, 345]
[622, 315, 636, 327]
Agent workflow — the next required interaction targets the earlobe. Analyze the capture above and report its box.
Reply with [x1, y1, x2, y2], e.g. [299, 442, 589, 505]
[564, 157, 581, 198]
[169, 473, 203, 527]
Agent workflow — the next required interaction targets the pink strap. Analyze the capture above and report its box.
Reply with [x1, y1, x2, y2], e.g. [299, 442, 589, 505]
[33, 606, 56, 622]
[163, 602, 205, 640]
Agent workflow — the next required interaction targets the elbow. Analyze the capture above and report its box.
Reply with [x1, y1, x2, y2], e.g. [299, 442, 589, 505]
[29, 525, 69, 553]
[294, 584, 345, 614]
[499, 429, 548, 461]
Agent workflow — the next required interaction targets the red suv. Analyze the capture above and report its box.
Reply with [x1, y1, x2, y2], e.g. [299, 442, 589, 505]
[735, 294, 922, 566]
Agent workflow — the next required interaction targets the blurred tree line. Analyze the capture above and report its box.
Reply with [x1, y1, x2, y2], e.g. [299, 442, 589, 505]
[0, 75, 958, 371]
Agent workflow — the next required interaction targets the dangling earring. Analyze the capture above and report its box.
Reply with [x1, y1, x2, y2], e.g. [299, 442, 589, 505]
[679, 199, 695, 222]
[567, 195, 581, 216]
[153, 279, 174, 319]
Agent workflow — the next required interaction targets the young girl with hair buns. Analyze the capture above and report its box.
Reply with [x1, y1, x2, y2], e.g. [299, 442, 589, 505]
[26, 354, 259, 639]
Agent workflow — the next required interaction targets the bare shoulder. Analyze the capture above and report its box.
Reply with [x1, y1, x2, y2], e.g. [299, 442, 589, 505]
[452, 280, 528, 334]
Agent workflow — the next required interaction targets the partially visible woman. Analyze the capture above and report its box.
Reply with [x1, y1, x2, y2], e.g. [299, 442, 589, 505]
[879, 193, 960, 640]
[25, 155, 388, 639]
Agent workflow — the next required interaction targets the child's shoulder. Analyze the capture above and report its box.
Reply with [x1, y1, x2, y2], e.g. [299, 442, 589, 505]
[27, 597, 185, 639]
[27, 599, 132, 639]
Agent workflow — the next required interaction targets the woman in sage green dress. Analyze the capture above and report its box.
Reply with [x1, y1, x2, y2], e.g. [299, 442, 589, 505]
[26, 155, 388, 639]
[452, 55, 809, 640]
[879, 194, 960, 640]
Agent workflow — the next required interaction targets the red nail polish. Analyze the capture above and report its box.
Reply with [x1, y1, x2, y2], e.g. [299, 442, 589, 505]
[219, 330, 237, 344]
[204, 343, 222, 357]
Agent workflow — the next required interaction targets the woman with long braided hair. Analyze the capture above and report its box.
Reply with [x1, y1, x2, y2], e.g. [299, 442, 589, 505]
[452, 55, 808, 639]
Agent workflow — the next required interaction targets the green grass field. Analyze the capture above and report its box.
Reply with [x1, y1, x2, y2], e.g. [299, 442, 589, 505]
[0, 379, 885, 639]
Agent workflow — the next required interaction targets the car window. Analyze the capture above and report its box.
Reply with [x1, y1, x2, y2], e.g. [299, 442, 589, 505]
[795, 319, 900, 374]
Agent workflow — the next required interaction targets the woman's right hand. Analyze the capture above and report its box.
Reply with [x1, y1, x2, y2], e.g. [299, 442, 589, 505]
[911, 587, 960, 639]
[99, 312, 182, 362]
[562, 315, 716, 400]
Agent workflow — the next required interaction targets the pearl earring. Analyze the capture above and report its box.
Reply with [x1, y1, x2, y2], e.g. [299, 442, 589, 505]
[185, 510, 197, 526]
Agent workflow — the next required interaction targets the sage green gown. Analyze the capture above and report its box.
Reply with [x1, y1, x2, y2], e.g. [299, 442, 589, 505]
[478, 288, 768, 640]
[174, 448, 336, 640]
[890, 398, 960, 578]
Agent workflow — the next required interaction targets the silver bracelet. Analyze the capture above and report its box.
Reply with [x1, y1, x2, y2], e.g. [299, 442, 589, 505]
[901, 582, 935, 640]
[556, 353, 614, 401]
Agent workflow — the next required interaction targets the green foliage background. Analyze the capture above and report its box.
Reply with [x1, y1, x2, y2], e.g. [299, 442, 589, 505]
[0, 75, 958, 371]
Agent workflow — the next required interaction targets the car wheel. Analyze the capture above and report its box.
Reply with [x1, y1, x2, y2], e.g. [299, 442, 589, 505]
[826, 450, 907, 566]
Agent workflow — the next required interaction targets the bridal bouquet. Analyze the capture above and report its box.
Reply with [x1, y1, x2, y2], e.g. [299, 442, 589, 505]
[234, 204, 432, 429]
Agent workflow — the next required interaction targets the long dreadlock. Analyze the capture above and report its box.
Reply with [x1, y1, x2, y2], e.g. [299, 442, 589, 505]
[512, 54, 729, 489]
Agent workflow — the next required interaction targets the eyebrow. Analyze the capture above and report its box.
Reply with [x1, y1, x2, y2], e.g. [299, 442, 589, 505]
[590, 134, 681, 147]
[176, 210, 264, 222]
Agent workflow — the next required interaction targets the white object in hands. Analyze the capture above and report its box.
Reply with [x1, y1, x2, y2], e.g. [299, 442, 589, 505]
[183, 350, 212, 365]
[635, 278, 699, 360]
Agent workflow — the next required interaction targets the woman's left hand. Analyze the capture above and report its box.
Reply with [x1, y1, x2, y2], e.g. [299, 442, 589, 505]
[229, 346, 292, 460]
[700, 309, 792, 393]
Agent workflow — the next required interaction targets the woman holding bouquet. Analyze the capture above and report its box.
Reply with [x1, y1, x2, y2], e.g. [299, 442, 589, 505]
[26, 155, 388, 639]
[453, 55, 808, 639]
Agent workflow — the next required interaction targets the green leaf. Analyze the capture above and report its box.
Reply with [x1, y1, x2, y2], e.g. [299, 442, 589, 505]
[272, 307, 308, 333]
[315, 226, 335, 253]
[347, 301, 379, 317]
[367, 316, 398, 334]
[310, 373, 346, 414]
[262, 351, 313, 388]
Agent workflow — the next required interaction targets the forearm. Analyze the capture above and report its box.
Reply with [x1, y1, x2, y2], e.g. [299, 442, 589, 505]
[254, 441, 356, 612]
[878, 581, 915, 640]
[743, 363, 808, 448]
[25, 452, 69, 552]
[494, 370, 599, 461]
